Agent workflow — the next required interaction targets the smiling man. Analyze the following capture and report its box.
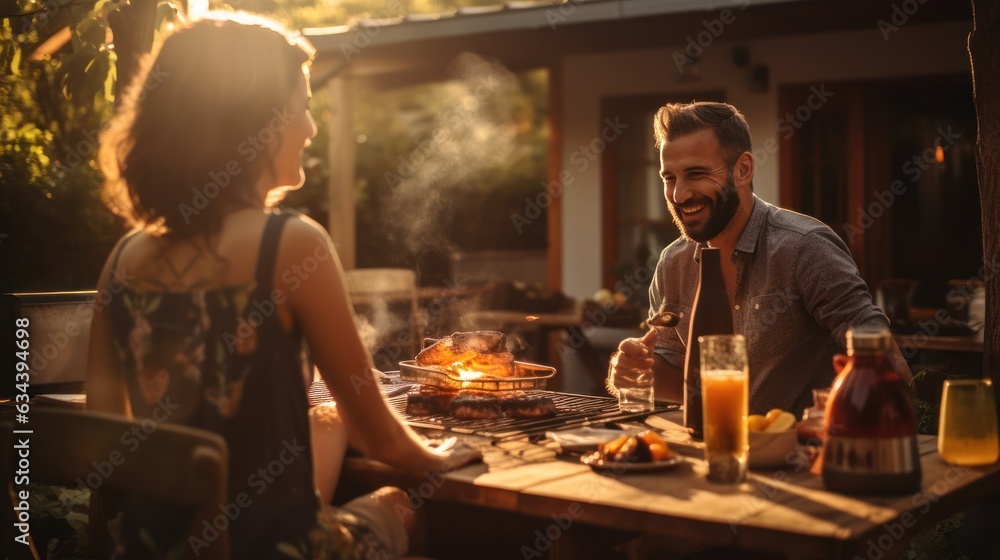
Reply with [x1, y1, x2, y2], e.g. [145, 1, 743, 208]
[607, 101, 911, 415]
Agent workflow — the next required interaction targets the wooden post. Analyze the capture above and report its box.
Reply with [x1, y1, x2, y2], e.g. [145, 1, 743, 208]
[547, 62, 563, 292]
[969, 0, 1000, 405]
[327, 75, 357, 269]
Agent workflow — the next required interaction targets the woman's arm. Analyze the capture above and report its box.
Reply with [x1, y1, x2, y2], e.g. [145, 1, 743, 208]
[281, 216, 476, 472]
[86, 237, 132, 417]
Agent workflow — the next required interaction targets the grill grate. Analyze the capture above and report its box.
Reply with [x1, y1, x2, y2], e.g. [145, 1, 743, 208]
[308, 374, 680, 440]
[387, 391, 680, 439]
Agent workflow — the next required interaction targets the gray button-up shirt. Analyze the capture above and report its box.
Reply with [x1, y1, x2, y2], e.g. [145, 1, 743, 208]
[649, 195, 889, 415]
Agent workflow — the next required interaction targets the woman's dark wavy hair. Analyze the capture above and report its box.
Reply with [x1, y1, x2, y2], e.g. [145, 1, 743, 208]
[100, 12, 315, 238]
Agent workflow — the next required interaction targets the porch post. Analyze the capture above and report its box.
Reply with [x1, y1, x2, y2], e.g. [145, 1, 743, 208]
[327, 76, 356, 270]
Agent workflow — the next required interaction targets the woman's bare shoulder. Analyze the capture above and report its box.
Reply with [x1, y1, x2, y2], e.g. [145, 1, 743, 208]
[277, 213, 335, 257]
[280, 212, 330, 239]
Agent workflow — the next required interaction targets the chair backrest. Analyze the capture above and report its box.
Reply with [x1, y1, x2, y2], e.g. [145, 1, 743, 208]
[344, 268, 422, 360]
[875, 278, 918, 323]
[345, 268, 417, 297]
[1, 408, 229, 560]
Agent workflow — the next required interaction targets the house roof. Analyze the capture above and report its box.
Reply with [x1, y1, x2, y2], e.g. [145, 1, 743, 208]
[304, 0, 971, 89]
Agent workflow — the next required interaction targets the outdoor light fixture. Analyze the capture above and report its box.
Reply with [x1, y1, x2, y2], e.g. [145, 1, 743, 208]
[750, 65, 769, 93]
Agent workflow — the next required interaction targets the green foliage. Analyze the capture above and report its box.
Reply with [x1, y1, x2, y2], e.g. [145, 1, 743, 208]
[903, 512, 970, 560]
[2, 0, 549, 291]
[350, 67, 548, 279]
[910, 369, 968, 436]
[1, 6, 125, 292]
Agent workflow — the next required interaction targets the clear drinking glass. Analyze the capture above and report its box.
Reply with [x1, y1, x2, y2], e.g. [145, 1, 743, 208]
[615, 366, 655, 413]
[700, 334, 749, 483]
[938, 378, 1000, 466]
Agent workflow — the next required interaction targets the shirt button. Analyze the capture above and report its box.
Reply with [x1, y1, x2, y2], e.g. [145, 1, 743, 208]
[755, 304, 760, 310]
[679, 312, 684, 318]
[734, 304, 740, 310]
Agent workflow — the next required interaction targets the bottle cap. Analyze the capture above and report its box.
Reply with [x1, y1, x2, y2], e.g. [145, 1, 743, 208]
[846, 327, 891, 353]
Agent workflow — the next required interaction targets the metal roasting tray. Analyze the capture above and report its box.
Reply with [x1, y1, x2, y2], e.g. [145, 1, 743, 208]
[398, 360, 555, 391]
[387, 390, 681, 440]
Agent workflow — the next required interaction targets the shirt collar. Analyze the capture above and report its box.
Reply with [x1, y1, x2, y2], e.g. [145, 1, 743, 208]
[735, 194, 767, 255]
[691, 194, 767, 263]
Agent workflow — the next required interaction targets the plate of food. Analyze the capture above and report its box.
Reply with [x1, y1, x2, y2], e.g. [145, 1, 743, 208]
[546, 427, 642, 453]
[581, 453, 684, 472]
[579, 430, 684, 472]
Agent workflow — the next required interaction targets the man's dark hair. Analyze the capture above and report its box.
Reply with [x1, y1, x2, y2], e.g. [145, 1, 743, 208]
[653, 102, 752, 168]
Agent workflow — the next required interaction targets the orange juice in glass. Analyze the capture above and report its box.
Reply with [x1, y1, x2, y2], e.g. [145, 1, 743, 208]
[699, 335, 749, 483]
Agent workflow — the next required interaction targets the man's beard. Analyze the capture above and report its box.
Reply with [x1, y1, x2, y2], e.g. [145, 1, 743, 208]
[668, 176, 741, 243]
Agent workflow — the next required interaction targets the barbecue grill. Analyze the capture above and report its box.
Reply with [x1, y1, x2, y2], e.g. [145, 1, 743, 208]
[398, 360, 555, 391]
[308, 371, 679, 441]
[389, 391, 679, 440]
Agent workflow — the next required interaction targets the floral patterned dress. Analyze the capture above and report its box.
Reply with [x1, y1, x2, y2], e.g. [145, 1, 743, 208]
[107, 213, 381, 559]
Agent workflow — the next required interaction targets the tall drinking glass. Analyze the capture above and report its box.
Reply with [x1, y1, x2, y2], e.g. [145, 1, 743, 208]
[700, 335, 749, 483]
[938, 378, 1000, 466]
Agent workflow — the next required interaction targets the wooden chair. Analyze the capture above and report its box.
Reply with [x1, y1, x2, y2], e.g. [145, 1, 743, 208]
[1, 408, 229, 560]
[345, 268, 424, 363]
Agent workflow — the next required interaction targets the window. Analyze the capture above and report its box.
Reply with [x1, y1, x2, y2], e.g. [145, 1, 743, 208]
[780, 76, 980, 308]
[600, 92, 724, 302]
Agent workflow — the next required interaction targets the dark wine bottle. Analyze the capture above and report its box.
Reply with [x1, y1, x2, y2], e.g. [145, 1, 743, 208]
[821, 328, 921, 495]
[684, 247, 734, 440]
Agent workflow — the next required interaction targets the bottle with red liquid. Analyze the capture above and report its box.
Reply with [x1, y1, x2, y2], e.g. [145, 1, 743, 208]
[684, 247, 734, 441]
[821, 327, 921, 495]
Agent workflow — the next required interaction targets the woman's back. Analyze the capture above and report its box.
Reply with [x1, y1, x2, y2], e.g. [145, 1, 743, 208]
[106, 212, 326, 558]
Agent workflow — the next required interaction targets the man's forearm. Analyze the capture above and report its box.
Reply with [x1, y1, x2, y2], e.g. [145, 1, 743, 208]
[653, 355, 684, 403]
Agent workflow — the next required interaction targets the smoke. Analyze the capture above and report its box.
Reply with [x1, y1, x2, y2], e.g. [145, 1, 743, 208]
[353, 54, 528, 365]
[384, 52, 521, 255]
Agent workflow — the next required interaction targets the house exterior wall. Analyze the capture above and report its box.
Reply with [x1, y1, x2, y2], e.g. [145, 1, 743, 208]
[559, 21, 971, 300]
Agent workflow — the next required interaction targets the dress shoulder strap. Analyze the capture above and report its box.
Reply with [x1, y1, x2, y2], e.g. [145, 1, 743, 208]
[254, 212, 294, 293]
[109, 230, 141, 274]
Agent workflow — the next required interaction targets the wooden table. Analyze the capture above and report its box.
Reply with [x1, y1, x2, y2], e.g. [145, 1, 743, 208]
[894, 307, 984, 353]
[340, 411, 1000, 559]
[893, 332, 984, 353]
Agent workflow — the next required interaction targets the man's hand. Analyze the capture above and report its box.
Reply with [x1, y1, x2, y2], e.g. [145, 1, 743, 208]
[606, 330, 657, 396]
